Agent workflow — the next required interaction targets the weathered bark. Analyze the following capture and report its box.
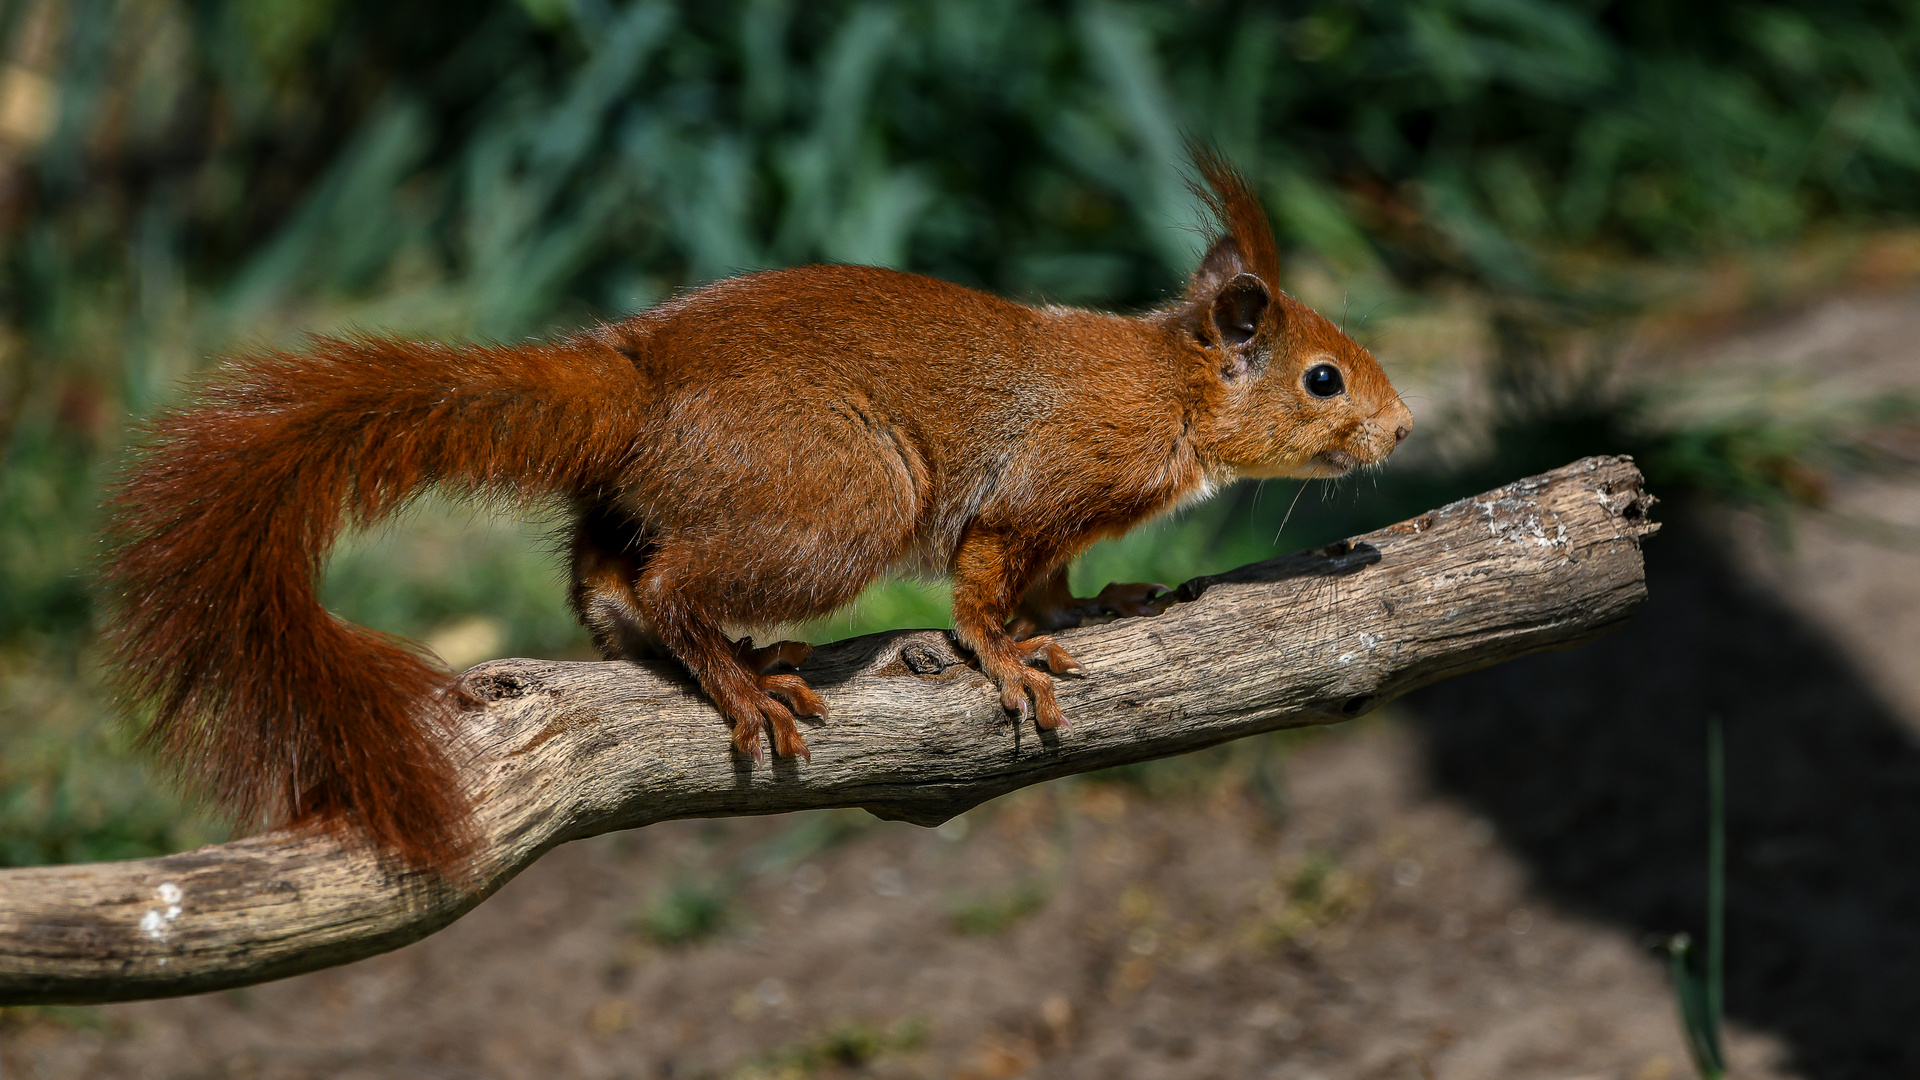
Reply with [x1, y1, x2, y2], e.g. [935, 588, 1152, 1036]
[0, 456, 1656, 1005]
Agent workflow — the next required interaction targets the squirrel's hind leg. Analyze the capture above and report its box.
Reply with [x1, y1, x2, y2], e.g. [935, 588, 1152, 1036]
[568, 505, 666, 661]
[649, 603, 820, 762]
[569, 508, 823, 759]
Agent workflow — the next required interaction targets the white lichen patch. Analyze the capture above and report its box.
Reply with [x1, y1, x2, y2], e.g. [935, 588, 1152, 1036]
[140, 881, 185, 941]
[1477, 497, 1570, 551]
[1335, 630, 1384, 667]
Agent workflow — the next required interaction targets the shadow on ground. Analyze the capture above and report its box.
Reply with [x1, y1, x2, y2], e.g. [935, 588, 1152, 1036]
[1408, 502, 1920, 1080]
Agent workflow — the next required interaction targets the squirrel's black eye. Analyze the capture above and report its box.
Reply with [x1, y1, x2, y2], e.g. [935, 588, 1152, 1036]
[1304, 363, 1345, 398]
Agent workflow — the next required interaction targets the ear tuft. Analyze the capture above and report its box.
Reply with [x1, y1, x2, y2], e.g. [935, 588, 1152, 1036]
[1183, 138, 1282, 292]
[1212, 273, 1269, 347]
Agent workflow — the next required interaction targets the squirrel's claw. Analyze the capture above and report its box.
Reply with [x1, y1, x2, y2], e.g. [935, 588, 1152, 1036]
[1005, 690, 1031, 721]
[731, 721, 766, 763]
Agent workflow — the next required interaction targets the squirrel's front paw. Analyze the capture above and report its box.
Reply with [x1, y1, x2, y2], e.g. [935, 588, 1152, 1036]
[1014, 634, 1083, 675]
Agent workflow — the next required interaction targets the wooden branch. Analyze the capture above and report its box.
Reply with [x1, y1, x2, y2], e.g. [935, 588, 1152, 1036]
[0, 456, 1656, 1005]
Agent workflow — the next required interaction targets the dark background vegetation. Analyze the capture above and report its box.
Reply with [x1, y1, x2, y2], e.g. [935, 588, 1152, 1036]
[4, 1, 1920, 1076]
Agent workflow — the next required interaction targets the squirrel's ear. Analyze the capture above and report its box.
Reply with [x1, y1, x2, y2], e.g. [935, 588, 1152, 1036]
[1211, 272, 1269, 347]
[1188, 271, 1272, 380]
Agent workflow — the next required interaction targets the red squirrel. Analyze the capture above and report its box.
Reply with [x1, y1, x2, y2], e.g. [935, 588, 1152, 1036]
[102, 148, 1411, 870]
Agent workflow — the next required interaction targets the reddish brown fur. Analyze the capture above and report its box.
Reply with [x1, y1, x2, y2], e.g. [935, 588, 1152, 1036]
[101, 152, 1411, 873]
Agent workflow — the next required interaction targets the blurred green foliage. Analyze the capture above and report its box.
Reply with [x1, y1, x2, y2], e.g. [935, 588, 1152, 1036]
[0, 636, 226, 863]
[634, 878, 733, 945]
[3, 0, 1919, 863]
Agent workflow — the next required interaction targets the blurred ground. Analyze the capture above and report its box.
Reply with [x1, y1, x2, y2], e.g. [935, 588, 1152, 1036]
[6, 288, 1920, 1080]
[1412, 286, 1920, 1080]
[1685, 287, 1920, 726]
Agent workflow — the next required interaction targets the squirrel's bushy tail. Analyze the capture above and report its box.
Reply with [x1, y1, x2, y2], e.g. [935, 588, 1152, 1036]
[103, 333, 645, 870]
